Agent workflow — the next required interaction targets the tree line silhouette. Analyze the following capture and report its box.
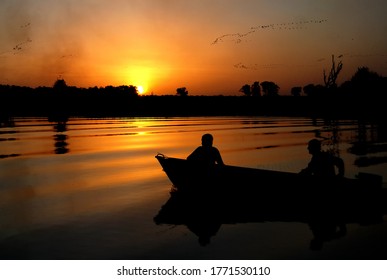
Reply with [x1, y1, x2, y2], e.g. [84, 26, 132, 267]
[239, 60, 386, 99]
[1, 63, 386, 119]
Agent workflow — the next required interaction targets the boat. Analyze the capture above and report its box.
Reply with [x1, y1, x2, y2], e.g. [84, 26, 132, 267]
[155, 154, 384, 216]
[155, 154, 386, 249]
[155, 154, 382, 192]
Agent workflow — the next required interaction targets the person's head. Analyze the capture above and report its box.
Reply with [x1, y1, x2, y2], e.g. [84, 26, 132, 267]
[307, 139, 321, 155]
[201, 133, 213, 148]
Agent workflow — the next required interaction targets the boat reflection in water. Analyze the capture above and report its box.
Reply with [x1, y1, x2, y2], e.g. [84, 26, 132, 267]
[154, 154, 386, 250]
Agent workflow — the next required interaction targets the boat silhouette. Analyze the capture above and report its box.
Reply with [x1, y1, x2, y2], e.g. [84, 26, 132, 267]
[154, 154, 386, 249]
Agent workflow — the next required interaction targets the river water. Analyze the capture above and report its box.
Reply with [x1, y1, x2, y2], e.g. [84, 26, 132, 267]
[0, 116, 386, 259]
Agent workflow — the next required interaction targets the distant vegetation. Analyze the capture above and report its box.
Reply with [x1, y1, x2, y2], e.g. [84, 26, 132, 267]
[0, 63, 386, 120]
[176, 87, 189, 97]
[239, 57, 386, 100]
[239, 81, 280, 97]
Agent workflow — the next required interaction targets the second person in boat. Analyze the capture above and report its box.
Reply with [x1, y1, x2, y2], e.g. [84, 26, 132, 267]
[300, 138, 345, 177]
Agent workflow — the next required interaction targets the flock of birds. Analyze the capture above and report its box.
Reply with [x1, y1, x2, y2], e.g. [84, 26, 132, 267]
[13, 22, 32, 53]
[0, 22, 32, 56]
[233, 54, 348, 71]
[212, 19, 351, 72]
[211, 19, 328, 45]
[3, 18, 385, 74]
[12, 38, 32, 52]
[2, 22, 72, 60]
[233, 62, 284, 70]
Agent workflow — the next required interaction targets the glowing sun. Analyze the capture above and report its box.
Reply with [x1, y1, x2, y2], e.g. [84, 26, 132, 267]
[137, 85, 144, 94]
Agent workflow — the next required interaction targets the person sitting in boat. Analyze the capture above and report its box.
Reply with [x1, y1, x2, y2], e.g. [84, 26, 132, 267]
[187, 133, 224, 166]
[300, 139, 344, 177]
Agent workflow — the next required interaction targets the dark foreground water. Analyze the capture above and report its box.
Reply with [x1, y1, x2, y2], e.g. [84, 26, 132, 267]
[0, 116, 386, 259]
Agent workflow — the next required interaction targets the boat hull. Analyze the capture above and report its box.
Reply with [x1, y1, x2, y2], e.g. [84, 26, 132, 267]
[155, 154, 384, 218]
[155, 154, 381, 191]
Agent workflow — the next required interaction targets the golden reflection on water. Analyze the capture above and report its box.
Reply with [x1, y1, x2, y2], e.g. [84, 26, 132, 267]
[1, 116, 386, 244]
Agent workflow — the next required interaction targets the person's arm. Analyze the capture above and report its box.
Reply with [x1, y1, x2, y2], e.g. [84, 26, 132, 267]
[299, 160, 314, 175]
[334, 156, 345, 177]
[214, 148, 224, 165]
[300, 167, 311, 175]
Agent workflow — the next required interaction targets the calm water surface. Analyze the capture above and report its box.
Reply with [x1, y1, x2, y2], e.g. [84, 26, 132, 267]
[0, 116, 386, 259]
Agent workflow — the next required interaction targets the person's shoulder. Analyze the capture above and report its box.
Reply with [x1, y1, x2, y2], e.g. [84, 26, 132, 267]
[321, 151, 342, 161]
[188, 146, 202, 158]
[211, 146, 221, 152]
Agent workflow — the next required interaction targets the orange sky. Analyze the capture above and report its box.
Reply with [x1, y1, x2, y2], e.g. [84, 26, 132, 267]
[1, 0, 386, 95]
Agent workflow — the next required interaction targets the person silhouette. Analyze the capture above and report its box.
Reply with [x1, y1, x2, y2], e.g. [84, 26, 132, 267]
[187, 133, 224, 166]
[300, 139, 344, 177]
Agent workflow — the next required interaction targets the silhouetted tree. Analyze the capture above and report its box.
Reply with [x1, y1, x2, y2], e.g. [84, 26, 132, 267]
[303, 84, 315, 97]
[239, 84, 251, 96]
[291, 86, 302, 97]
[176, 87, 188, 97]
[303, 84, 326, 98]
[251, 81, 261, 97]
[118, 85, 138, 96]
[53, 79, 68, 91]
[350, 67, 382, 96]
[323, 55, 343, 90]
[261, 81, 280, 96]
[339, 67, 387, 99]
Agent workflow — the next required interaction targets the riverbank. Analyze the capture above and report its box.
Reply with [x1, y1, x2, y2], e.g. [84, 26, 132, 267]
[1, 93, 386, 120]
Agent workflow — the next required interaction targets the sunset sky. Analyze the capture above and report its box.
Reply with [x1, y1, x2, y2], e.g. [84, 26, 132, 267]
[1, 0, 386, 95]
